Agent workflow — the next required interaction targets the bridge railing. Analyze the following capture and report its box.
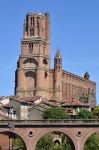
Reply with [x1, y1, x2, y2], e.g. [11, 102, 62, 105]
[0, 119, 99, 126]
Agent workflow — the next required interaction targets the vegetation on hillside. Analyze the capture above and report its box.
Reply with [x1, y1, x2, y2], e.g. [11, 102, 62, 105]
[76, 109, 95, 119]
[84, 133, 99, 150]
[92, 106, 99, 119]
[12, 134, 26, 150]
[43, 107, 69, 119]
[36, 133, 72, 150]
[35, 131, 99, 150]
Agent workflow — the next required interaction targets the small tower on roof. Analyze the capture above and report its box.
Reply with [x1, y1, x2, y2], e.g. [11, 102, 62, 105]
[84, 71, 90, 80]
[54, 49, 62, 69]
[54, 49, 62, 101]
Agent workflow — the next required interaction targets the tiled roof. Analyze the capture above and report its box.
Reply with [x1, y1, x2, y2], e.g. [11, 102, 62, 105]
[10, 96, 41, 104]
[3, 103, 13, 108]
[43, 100, 60, 107]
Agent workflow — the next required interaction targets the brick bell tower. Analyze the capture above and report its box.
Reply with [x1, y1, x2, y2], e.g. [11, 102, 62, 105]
[54, 49, 62, 100]
[15, 13, 50, 98]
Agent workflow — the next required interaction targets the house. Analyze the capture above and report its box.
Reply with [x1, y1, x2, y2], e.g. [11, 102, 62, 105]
[9, 96, 42, 119]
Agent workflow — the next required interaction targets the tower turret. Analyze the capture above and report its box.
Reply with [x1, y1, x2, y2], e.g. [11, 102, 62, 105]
[54, 49, 62, 100]
[84, 71, 90, 80]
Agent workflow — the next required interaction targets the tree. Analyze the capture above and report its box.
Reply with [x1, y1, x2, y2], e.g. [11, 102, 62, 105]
[84, 133, 99, 150]
[36, 132, 72, 150]
[52, 145, 64, 150]
[92, 106, 99, 119]
[43, 107, 69, 119]
[62, 135, 72, 150]
[36, 133, 54, 150]
[63, 143, 72, 150]
[76, 109, 94, 119]
[13, 135, 26, 150]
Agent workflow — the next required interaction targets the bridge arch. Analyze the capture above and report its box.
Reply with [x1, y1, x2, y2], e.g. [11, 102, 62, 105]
[81, 128, 99, 150]
[33, 128, 77, 150]
[0, 128, 27, 150]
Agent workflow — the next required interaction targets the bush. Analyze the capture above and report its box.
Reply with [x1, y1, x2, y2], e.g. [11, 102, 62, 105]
[43, 107, 69, 119]
[76, 109, 94, 119]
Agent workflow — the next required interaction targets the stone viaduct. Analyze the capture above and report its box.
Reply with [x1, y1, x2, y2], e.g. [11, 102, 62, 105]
[0, 120, 99, 150]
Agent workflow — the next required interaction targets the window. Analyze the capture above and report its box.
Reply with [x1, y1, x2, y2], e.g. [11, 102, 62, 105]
[25, 113, 27, 117]
[29, 43, 33, 53]
[58, 66, 60, 69]
[21, 105, 24, 109]
[43, 59, 48, 65]
[30, 29, 34, 36]
[25, 106, 27, 109]
[37, 17, 40, 36]
[57, 59, 60, 64]
[30, 17, 34, 26]
[45, 72, 48, 78]
[21, 113, 24, 117]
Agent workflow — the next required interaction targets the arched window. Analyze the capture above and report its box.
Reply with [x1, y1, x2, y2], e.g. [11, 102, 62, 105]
[29, 43, 33, 53]
[43, 59, 48, 65]
[23, 58, 38, 67]
[25, 71, 36, 89]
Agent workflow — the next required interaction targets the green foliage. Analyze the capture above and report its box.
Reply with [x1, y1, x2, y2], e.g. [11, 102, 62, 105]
[76, 109, 94, 119]
[43, 107, 69, 119]
[36, 132, 72, 150]
[84, 133, 99, 150]
[79, 88, 95, 103]
[36, 133, 54, 150]
[92, 106, 99, 119]
[53, 145, 64, 150]
[12, 134, 26, 150]
[79, 96, 89, 103]
[63, 143, 72, 150]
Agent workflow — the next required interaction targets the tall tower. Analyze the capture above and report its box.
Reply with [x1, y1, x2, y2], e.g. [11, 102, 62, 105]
[15, 13, 50, 98]
[54, 49, 62, 100]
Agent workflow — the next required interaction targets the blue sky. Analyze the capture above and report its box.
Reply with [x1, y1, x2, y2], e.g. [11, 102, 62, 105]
[0, 0, 99, 104]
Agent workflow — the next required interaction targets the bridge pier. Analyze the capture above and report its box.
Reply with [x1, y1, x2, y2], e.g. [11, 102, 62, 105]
[28, 136, 39, 150]
[27, 143, 34, 150]
[75, 137, 83, 150]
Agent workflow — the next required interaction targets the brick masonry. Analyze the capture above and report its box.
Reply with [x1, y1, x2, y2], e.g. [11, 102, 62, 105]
[0, 122, 99, 150]
[15, 12, 96, 106]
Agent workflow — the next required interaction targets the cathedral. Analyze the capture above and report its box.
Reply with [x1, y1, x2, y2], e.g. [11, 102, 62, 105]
[15, 13, 96, 105]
